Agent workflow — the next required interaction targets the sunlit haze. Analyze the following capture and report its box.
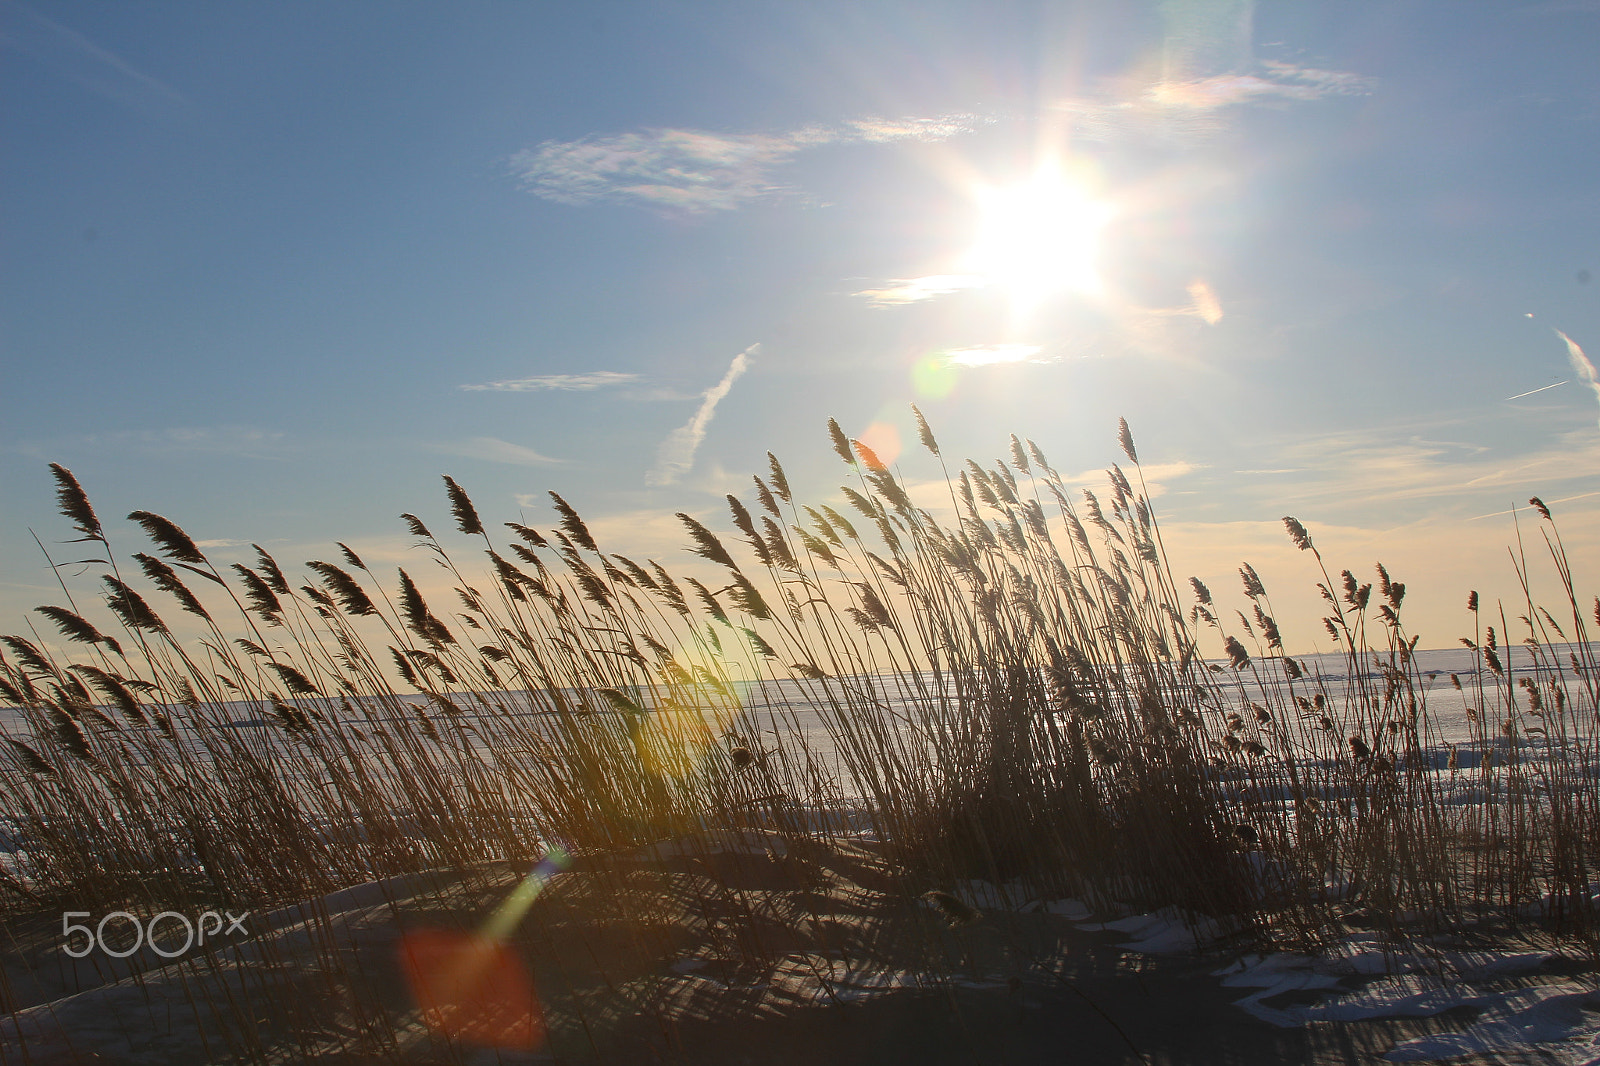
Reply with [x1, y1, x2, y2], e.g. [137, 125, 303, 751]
[964, 164, 1115, 312]
[2, 0, 1597, 654]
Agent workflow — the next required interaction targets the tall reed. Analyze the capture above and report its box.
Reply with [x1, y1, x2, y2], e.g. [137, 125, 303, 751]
[1, 415, 1595, 970]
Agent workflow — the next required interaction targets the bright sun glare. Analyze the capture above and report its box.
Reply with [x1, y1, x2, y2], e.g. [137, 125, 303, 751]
[964, 166, 1114, 313]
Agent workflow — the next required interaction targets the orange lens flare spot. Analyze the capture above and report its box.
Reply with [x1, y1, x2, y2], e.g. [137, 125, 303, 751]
[857, 422, 902, 468]
[398, 929, 543, 1049]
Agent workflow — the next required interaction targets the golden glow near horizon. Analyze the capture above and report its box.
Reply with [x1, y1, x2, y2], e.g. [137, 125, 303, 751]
[962, 163, 1115, 317]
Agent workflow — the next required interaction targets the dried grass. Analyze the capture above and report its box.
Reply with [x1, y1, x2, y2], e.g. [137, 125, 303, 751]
[1, 416, 1595, 1058]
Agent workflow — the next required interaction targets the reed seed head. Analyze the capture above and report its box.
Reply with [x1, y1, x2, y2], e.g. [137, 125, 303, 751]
[827, 418, 855, 465]
[127, 510, 207, 564]
[443, 476, 485, 536]
[911, 404, 940, 457]
[1283, 516, 1313, 551]
[1116, 418, 1138, 463]
[49, 463, 104, 542]
[1224, 636, 1249, 669]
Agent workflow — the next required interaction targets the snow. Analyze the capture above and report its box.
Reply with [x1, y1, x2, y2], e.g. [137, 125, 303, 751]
[1215, 941, 1600, 1062]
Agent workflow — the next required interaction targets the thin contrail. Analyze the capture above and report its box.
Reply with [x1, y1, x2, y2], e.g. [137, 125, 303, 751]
[1469, 491, 1600, 521]
[1504, 381, 1568, 401]
[646, 345, 757, 487]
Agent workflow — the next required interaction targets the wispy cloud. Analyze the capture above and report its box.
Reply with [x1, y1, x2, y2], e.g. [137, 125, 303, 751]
[138, 427, 285, 451]
[1256, 61, 1376, 96]
[3, 2, 191, 118]
[511, 114, 983, 214]
[1055, 62, 1374, 145]
[855, 264, 1223, 328]
[1556, 330, 1600, 428]
[1096, 282, 1227, 327]
[1231, 417, 1600, 519]
[1187, 280, 1224, 325]
[1057, 460, 1201, 492]
[838, 116, 980, 143]
[11, 426, 288, 460]
[855, 274, 988, 307]
[647, 345, 756, 487]
[945, 344, 1045, 367]
[459, 371, 639, 392]
[1150, 64, 1373, 108]
[433, 437, 562, 466]
[899, 460, 1199, 528]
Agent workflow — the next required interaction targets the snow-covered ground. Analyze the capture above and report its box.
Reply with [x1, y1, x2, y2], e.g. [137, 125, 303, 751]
[941, 877, 1600, 1065]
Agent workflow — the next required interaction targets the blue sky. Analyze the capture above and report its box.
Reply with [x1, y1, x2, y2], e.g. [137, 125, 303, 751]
[3, 0, 1598, 651]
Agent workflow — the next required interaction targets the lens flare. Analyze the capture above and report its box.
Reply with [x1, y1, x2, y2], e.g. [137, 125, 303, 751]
[398, 930, 541, 1048]
[857, 422, 902, 468]
[398, 846, 571, 1049]
[912, 354, 959, 399]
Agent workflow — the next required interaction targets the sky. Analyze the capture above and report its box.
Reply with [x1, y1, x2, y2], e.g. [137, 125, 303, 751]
[2, 0, 1598, 657]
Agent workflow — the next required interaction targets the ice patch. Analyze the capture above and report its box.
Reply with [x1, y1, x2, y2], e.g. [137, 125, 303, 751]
[1082, 906, 1232, 953]
[1217, 937, 1600, 1062]
[1030, 898, 1093, 920]
[1383, 985, 1600, 1062]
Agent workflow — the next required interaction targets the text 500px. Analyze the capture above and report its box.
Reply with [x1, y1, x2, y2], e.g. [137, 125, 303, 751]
[61, 911, 249, 958]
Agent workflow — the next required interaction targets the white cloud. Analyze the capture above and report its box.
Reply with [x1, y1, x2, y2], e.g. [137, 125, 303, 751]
[1056, 460, 1201, 492]
[945, 344, 1044, 367]
[1149, 68, 1369, 109]
[511, 114, 983, 214]
[1054, 62, 1374, 145]
[1236, 420, 1600, 517]
[434, 437, 562, 466]
[1258, 60, 1376, 97]
[647, 345, 756, 487]
[460, 371, 639, 392]
[1105, 282, 1228, 331]
[854, 274, 988, 307]
[1187, 280, 1224, 325]
[842, 115, 982, 143]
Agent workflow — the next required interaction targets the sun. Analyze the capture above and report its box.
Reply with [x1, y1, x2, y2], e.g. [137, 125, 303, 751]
[963, 164, 1114, 315]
